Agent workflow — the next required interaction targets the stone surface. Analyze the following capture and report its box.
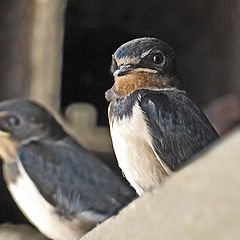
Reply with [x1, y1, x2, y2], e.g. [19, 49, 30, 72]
[82, 128, 240, 240]
[0, 223, 49, 240]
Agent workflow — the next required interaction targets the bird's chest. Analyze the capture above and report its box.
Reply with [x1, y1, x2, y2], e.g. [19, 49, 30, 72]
[110, 102, 166, 195]
[3, 158, 84, 240]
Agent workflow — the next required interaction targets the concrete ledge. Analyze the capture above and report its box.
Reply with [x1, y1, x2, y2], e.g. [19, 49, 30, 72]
[0, 224, 48, 240]
[82, 128, 240, 240]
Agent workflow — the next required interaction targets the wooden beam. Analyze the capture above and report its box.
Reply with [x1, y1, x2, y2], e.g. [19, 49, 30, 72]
[27, 0, 66, 110]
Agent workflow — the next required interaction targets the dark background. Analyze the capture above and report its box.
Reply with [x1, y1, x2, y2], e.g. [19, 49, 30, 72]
[0, 0, 240, 224]
[61, 0, 240, 126]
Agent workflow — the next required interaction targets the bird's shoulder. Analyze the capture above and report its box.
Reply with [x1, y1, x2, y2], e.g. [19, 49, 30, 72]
[137, 88, 219, 170]
[110, 88, 187, 120]
[137, 88, 216, 131]
[19, 137, 115, 184]
[109, 90, 140, 121]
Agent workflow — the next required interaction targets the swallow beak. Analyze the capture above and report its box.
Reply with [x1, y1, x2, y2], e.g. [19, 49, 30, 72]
[0, 130, 10, 138]
[114, 65, 158, 77]
[0, 112, 11, 138]
[114, 65, 134, 77]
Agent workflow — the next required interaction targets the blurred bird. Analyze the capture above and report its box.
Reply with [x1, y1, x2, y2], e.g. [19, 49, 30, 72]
[0, 99, 135, 240]
[106, 37, 219, 195]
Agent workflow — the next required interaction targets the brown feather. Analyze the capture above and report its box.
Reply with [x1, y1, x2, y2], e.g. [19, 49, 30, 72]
[113, 70, 170, 97]
[0, 137, 17, 163]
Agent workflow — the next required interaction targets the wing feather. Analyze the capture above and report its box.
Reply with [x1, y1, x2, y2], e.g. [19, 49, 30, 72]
[138, 89, 219, 171]
[18, 137, 135, 220]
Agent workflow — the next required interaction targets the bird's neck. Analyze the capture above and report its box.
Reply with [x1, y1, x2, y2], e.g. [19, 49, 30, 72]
[113, 72, 179, 98]
[0, 136, 18, 163]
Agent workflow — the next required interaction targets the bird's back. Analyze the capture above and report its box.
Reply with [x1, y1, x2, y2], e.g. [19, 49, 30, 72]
[19, 136, 136, 218]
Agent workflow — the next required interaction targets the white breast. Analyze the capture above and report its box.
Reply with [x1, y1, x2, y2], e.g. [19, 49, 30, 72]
[3, 158, 92, 240]
[110, 102, 169, 195]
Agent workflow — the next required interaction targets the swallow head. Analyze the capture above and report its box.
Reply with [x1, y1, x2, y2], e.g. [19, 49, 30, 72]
[0, 99, 64, 143]
[106, 37, 181, 101]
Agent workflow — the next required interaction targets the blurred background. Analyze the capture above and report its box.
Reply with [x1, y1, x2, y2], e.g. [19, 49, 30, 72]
[0, 0, 239, 229]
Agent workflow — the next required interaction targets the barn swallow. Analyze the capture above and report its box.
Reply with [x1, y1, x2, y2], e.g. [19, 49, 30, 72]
[106, 37, 219, 195]
[0, 99, 135, 240]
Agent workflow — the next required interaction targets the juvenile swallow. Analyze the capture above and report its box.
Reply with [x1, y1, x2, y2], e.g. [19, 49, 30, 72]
[106, 37, 219, 195]
[0, 99, 135, 240]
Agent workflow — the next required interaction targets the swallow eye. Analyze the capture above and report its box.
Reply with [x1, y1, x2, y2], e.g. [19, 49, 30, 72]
[7, 116, 20, 127]
[152, 53, 164, 65]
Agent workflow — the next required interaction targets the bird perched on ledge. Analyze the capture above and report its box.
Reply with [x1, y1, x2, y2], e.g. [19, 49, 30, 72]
[106, 37, 219, 195]
[0, 99, 135, 240]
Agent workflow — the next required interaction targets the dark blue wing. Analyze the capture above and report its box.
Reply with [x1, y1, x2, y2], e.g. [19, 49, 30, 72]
[138, 89, 219, 171]
[18, 137, 135, 220]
